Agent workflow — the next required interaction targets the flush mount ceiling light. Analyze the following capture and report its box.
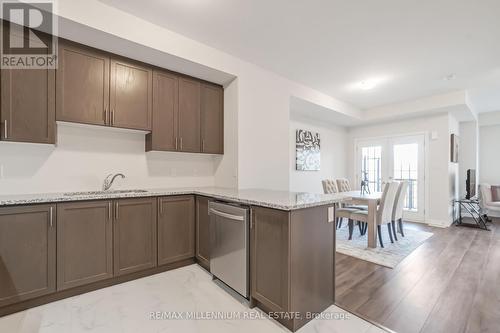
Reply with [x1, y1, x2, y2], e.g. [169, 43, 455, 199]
[358, 79, 379, 90]
[348, 76, 389, 91]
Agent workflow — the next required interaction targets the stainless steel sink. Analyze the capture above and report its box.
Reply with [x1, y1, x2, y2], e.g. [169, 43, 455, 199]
[63, 189, 149, 197]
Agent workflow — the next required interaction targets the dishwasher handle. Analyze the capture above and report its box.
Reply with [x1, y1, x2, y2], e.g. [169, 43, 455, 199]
[209, 208, 245, 221]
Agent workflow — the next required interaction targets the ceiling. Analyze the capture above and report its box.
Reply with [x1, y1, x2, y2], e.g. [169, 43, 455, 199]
[100, 0, 500, 111]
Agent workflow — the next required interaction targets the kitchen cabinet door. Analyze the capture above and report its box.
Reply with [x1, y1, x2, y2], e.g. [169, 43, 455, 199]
[56, 40, 110, 126]
[178, 77, 201, 152]
[145, 70, 178, 151]
[251, 207, 290, 313]
[0, 22, 55, 144]
[0, 205, 56, 307]
[110, 58, 152, 130]
[158, 196, 195, 266]
[1, 68, 55, 144]
[200, 83, 223, 154]
[195, 196, 211, 270]
[56, 201, 113, 290]
[113, 198, 157, 276]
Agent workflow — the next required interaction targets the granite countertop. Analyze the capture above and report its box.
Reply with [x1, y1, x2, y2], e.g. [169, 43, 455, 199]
[0, 187, 350, 211]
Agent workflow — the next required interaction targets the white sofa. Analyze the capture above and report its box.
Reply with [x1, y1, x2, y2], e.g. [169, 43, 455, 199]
[480, 184, 500, 218]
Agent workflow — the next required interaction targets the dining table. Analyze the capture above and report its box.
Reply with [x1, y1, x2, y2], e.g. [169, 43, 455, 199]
[339, 191, 383, 248]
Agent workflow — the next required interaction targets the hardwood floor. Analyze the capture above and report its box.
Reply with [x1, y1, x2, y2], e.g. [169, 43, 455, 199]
[335, 219, 500, 333]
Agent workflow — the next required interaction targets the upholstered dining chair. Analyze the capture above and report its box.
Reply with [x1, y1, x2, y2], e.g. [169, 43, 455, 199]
[322, 179, 363, 233]
[322, 179, 339, 194]
[336, 178, 351, 192]
[392, 181, 409, 239]
[336, 178, 368, 211]
[351, 181, 400, 248]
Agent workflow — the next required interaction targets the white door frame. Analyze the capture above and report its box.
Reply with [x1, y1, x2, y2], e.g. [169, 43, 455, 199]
[354, 131, 430, 224]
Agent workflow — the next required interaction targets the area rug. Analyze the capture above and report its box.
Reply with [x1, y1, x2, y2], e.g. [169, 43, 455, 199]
[336, 224, 433, 268]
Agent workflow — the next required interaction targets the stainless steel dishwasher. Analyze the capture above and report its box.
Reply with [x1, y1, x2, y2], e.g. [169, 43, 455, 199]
[209, 201, 249, 298]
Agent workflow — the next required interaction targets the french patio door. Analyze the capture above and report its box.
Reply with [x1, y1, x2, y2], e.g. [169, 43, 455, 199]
[356, 135, 426, 222]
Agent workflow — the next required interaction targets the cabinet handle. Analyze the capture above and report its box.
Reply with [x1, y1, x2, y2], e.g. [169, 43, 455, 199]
[175, 137, 178, 150]
[159, 200, 163, 216]
[3, 120, 7, 139]
[111, 109, 115, 126]
[180, 137, 183, 150]
[103, 108, 107, 123]
[115, 202, 119, 220]
[49, 206, 53, 227]
[108, 202, 112, 220]
[202, 140, 205, 152]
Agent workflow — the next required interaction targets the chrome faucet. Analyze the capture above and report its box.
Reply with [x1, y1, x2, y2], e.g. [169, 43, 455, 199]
[102, 173, 125, 191]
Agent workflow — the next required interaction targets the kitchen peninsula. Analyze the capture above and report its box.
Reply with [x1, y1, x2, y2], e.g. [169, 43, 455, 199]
[0, 188, 346, 331]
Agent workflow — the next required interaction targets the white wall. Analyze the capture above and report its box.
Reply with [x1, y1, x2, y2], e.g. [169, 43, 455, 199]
[289, 117, 347, 193]
[448, 114, 460, 222]
[458, 121, 478, 197]
[346, 114, 454, 226]
[50, 0, 360, 193]
[479, 124, 500, 185]
[0, 123, 216, 195]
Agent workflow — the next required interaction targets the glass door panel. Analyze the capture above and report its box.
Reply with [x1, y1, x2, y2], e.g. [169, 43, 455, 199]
[356, 135, 426, 222]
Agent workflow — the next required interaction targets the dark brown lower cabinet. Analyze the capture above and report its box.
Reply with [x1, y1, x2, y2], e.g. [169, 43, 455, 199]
[56, 201, 113, 290]
[195, 196, 211, 270]
[251, 205, 335, 332]
[114, 198, 157, 276]
[0, 205, 56, 307]
[251, 207, 290, 313]
[158, 196, 195, 266]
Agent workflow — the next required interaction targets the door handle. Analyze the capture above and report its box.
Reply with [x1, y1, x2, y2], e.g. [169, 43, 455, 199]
[209, 208, 244, 221]
[49, 206, 54, 227]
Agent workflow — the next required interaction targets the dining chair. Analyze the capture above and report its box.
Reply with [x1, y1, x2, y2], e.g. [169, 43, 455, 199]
[392, 181, 409, 239]
[336, 178, 368, 211]
[351, 181, 400, 248]
[322, 179, 344, 229]
[336, 178, 351, 192]
[322, 179, 339, 194]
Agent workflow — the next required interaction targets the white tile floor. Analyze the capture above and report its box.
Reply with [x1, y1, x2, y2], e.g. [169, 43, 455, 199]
[0, 265, 386, 333]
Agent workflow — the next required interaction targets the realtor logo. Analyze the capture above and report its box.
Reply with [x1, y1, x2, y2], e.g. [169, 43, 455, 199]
[1, 1, 58, 68]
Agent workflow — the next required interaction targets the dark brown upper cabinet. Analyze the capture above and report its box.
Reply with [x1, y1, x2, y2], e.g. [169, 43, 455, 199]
[178, 77, 201, 153]
[0, 22, 56, 144]
[56, 40, 110, 126]
[0, 204, 56, 307]
[145, 70, 178, 151]
[57, 40, 152, 131]
[113, 198, 157, 276]
[200, 83, 224, 154]
[157, 196, 195, 266]
[110, 58, 152, 130]
[56, 201, 113, 290]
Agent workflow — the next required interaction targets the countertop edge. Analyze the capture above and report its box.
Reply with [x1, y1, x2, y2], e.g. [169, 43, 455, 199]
[0, 190, 348, 211]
